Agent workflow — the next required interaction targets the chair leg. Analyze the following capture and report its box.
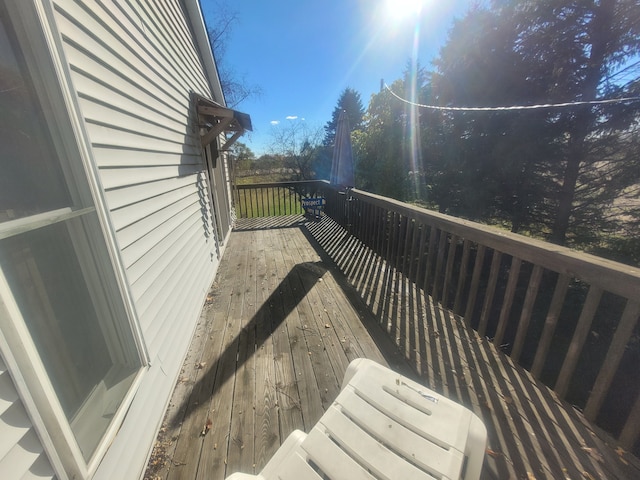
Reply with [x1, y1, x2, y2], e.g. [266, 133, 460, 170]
[258, 430, 307, 479]
[463, 415, 488, 480]
[225, 430, 307, 480]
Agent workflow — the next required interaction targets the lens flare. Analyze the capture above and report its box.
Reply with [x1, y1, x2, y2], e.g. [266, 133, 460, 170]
[385, 0, 425, 20]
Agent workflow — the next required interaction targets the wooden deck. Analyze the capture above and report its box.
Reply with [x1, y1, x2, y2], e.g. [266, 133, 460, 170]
[145, 215, 640, 480]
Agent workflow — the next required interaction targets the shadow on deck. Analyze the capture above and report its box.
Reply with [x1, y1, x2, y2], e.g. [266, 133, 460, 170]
[145, 215, 640, 480]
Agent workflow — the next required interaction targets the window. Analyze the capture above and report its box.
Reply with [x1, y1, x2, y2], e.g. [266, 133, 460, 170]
[0, 2, 143, 474]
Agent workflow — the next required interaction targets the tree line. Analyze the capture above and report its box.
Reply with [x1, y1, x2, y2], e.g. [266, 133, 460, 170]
[233, 0, 640, 265]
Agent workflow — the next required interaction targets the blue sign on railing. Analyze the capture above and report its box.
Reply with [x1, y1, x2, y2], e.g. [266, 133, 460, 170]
[301, 197, 326, 209]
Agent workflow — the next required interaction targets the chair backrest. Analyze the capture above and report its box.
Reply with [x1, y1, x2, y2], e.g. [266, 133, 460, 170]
[226, 358, 488, 480]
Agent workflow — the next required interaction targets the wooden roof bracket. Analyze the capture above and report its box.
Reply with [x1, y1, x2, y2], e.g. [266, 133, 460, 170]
[194, 93, 252, 150]
[201, 118, 232, 147]
[220, 130, 243, 151]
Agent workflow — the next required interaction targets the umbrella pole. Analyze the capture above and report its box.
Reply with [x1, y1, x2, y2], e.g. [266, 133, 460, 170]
[344, 187, 353, 234]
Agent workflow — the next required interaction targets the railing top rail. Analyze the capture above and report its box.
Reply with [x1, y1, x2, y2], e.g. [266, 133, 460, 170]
[349, 188, 640, 300]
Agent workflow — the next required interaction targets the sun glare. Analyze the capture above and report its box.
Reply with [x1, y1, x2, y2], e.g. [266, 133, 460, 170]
[385, 0, 425, 20]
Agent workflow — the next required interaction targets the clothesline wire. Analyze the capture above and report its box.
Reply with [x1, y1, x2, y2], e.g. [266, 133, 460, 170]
[383, 82, 640, 112]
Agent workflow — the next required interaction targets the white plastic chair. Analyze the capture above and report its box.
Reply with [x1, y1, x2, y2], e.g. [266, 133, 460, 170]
[227, 358, 487, 480]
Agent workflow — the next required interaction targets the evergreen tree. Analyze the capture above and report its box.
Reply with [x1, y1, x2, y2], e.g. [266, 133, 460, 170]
[353, 81, 406, 199]
[431, 0, 640, 244]
[431, 7, 560, 232]
[511, 0, 640, 245]
[354, 64, 432, 202]
[323, 88, 365, 146]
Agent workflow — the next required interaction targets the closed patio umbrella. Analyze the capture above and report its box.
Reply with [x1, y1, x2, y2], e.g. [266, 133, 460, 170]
[330, 110, 355, 189]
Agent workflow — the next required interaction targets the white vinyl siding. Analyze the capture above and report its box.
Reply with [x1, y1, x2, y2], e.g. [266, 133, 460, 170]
[0, 356, 56, 480]
[50, 0, 227, 478]
[1, 0, 228, 476]
[52, 0, 219, 354]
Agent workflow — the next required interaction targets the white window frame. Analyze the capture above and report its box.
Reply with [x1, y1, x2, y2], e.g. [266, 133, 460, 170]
[0, 1, 148, 478]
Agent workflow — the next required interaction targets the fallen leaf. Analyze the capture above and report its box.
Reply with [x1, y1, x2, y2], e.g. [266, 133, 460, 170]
[615, 446, 629, 465]
[486, 448, 501, 458]
[201, 418, 212, 436]
[324, 323, 330, 328]
[581, 446, 604, 463]
[582, 471, 596, 480]
[196, 362, 206, 369]
[527, 473, 536, 480]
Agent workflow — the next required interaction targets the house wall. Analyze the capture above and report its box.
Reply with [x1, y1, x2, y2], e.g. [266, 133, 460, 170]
[0, 0, 229, 478]
[55, 1, 226, 478]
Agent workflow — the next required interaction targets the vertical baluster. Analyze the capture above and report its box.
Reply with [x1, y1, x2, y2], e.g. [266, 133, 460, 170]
[241, 189, 247, 218]
[431, 231, 448, 302]
[377, 206, 386, 256]
[584, 300, 640, 421]
[478, 251, 502, 338]
[253, 187, 258, 217]
[423, 227, 438, 294]
[441, 234, 459, 307]
[261, 187, 266, 217]
[555, 285, 603, 398]
[414, 223, 428, 292]
[400, 216, 411, 275]
[407, 219, 420, 284]
[392, 213, 402, 270]
[385, 210, 395, 269]
[283, 186, 288, 215]
[356, 199, 362, 238]
[619, 390, 640, 451]
[464, 244, 486, 327]
[453, 240, 471, 315]
[364, 202, 373, 249]
[361, 201, 367, 245]
[493, 257, 522, 347]
[511, 265, 543, 362]
[531, 274, 570, 379]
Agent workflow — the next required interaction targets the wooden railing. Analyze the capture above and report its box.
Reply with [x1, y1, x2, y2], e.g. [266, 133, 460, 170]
[233, 181, 326, 218]
[235, 180, 640, 451]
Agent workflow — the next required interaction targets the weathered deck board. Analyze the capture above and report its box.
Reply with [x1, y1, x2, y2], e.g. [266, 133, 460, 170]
[145, 215, 640, 480]
[252, 228, 280, 472]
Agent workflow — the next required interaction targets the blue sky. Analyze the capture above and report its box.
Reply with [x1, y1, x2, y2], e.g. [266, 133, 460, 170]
[200, 0, 475, 156]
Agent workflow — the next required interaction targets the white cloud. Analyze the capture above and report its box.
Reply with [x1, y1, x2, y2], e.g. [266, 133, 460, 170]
[270, 120, 280, 125]
[286, 115, 298, 120]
